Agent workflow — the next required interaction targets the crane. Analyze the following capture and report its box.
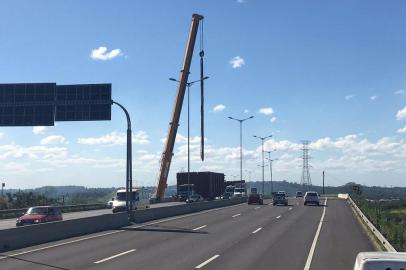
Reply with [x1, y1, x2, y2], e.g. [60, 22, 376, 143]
[155, 14, 204, 201]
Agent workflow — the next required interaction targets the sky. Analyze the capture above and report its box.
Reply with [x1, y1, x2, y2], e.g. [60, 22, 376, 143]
[0, 0, 406, 189]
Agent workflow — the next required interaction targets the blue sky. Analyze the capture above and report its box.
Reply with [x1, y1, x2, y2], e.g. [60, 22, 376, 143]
[1, 0, 406, 189]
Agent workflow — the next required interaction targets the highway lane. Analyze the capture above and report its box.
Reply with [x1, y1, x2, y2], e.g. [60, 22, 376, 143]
[311, 198, 376, 270]
[0, 201, 183, 230]
[0, 198, 375, 270]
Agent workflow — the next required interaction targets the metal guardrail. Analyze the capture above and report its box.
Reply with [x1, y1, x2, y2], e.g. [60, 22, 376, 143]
[0, 203, 107, 219]
[348, 195, 397, 252]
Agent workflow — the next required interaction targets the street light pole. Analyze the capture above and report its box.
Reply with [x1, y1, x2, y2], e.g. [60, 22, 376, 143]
[265, 150, 277, 194]
[228, 116, 254, 183]
[253, 135, 272, 195]
[169, 76, 209, 198]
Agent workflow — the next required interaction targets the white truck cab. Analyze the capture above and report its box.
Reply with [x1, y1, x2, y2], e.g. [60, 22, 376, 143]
[354, 252, 406, 270]
[112, 187, 150, 213]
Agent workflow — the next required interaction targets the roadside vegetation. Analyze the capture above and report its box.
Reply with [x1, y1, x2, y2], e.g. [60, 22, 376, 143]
[0, 187, 116, 210]
[353, 195, 406, 252]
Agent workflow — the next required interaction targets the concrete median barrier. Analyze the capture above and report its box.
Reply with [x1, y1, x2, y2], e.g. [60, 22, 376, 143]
[131, 197, 247, 223]
[0, 198, 246, 253]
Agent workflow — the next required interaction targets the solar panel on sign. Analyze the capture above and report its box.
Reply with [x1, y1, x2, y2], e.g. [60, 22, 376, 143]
[55, 84, 112, 121]
[0, 83, 56, 126]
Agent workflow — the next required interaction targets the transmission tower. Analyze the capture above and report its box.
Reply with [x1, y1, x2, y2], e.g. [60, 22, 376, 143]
[300, 140, 312, 190]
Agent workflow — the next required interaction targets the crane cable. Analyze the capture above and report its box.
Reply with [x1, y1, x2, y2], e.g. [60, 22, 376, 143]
[199, 19, 205, 161]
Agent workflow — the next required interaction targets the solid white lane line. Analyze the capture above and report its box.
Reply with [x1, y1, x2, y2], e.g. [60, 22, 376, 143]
[304, 198, 328, 270]
[0, 203, 245, 260]
[94, 249, 135, 264]
[193, 225, 207, 231]
[254, 206, 261, 210]
[276, 215, 281, 219]
[232, 213, 241, 218]
[195, 255, 220, 269]
[289, 207, 292, 211]
[252, 227, 262, 234]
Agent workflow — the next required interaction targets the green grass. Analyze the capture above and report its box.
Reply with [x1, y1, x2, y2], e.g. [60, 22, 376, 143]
[389, 208, 406, 215]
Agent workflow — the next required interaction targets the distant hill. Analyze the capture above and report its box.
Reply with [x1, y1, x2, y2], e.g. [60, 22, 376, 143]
[3, 181, 406, 201]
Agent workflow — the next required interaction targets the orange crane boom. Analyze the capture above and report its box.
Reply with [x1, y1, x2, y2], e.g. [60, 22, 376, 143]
[155, 14, 204, 200]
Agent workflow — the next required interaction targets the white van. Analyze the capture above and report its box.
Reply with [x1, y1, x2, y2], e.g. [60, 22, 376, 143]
[112, 187, 150, 213]
[354, 252, 406, 270]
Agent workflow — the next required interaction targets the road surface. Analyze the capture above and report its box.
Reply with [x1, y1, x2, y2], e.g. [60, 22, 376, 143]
[0, 198, 376, 270]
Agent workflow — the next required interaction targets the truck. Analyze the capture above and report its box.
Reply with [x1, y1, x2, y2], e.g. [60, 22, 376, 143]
[177, 172, 225, 201]
[112, 187, 150, 213]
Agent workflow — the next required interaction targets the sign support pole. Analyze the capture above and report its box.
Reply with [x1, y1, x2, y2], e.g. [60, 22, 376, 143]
[112, 100, 132, 218]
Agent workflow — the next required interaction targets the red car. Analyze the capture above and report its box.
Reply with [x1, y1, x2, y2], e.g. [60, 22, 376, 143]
[16, 206, 63, 226]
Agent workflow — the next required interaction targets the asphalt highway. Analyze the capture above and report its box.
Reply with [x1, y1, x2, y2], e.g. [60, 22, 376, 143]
[0, 201, 183, 230]
[0, 198, 376, 270]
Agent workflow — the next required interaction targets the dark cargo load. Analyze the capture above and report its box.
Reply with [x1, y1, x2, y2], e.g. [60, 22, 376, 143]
[225, 180, 245, 188]
[177, 172, 225, 200]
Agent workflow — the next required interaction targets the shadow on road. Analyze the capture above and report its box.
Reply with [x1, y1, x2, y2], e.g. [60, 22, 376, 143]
[0, 254, 70, 269]
[304, 204, 328, 207]
[123, 225, 208, 234]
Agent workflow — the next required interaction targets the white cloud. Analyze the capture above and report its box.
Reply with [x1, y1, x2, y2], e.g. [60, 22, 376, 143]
[395, 90, 405, 95]
[370, 95, 377, 101]
[212, 104, 226, 112]
[161, 133, 207, 145]
[0, 144, 67, 160]
[77, 131, 149, 146]
[244, 109, 249, 114]
[229, 56, 245, 68]
[270, 117, 277, 123]
[32, 126, 48, 135]
[258, 107, 274, 116]
[396, 106, 406, 120]
[397, 126, 406, 133]
[345, 95, 354, 100]
[40, 135, 67, 145]
[90, 46, 122, 61]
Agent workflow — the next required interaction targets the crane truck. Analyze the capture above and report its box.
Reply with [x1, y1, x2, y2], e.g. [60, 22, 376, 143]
[154, 14, 205, 201]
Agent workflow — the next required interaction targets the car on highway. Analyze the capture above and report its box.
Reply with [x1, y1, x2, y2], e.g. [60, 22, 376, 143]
[273, 193, 288, 206]
[106, 197, 115, 209]
[186, 194, 203, 203]
[248, 193, 263, 205]
[296, 191, 303, 198]
[112, 188, 150, 213]
[16, 206, 63, 226]
[233, 187, 246, 197]
[304, 191, 320, 206]
[354, 252, 406, 270]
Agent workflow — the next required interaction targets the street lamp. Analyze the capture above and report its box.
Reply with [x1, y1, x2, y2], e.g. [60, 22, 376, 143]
[228, 116, 254, 183]
[169, 76, 209, 198]
[253, 134, 273, 194]
[265, 149, 277, 194]
[267, 157, 278, 195]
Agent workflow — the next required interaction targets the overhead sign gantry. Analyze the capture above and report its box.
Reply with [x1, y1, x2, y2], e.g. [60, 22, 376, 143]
[0, 83, 134, 216]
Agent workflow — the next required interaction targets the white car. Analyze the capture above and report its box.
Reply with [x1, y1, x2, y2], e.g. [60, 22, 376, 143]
[233, 188, 246, 197]
[354, 252, 406, 270]
[106, 198, 115, 209]
[186, 194, 203, 203]
[304, 191, 320, 206]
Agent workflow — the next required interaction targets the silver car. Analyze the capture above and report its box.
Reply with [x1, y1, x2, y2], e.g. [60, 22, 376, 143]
[304, 191, 320, 206]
